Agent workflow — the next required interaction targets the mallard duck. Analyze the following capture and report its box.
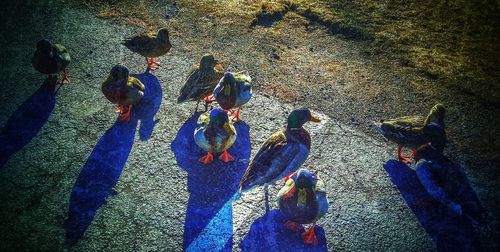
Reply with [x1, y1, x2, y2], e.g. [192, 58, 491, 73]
[278, 169, 329, 246]
[177, 54, 224, 111]
[101, 65, 145, 121]
[31, 38, 71, 85]
[375, 103, 447, 164]
[213, 71, 252, 121]
[123, 28, 171, 71]
[239, 108, 320, 192]
[194, 108, 237, 164]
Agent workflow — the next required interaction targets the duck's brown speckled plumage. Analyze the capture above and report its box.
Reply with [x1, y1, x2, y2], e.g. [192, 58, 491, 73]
[177, 54, 224, 104]
[378, 104, 447, 150]
[123, 28, 171, 58]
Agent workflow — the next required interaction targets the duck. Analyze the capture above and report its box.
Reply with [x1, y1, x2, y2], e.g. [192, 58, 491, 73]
[213, 70, 252, 121]
[277, 168, 329, 246]
[31, 38, 71, 85]
[239, 108, 320, 193]
[123, 28, 171, 71]
[194, 108, 237, 164]
[101, 65, 145, 121]
[177, 54, 224, 112]
[375, 103, 447, 164]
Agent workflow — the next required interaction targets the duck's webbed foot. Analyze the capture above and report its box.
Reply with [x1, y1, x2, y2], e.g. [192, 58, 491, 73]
[199, 152, 214, 164]
[146, 57, 160, 71]
[284, 220, 301, 232]
[397, 146, 412, 164]
[117, 104, 133, 121]
[204, 95, 216, 103]
[218, 150, 234, 163]
[301, 224, 318, 246]
[203, 96, 215, 112]
[58, 68, 70, 85]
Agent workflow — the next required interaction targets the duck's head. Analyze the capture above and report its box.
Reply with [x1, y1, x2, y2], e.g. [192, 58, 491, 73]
[222, 71, 236, 84]
[209, 108, 229, 126]
[415, 143, 444, 162]
[157, 28, 170, 43]
[295, 169, 316, 207]
[109, 65, 130, 81]
[200, 54, 217, 69]
[36, 39, 52, 53]
[296, 169, 315, 189]
[287, 108, 321, 130]
[427, 103, 446, 126]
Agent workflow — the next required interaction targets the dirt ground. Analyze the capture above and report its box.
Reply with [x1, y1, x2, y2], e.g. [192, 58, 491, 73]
[0, 0, 498, 251]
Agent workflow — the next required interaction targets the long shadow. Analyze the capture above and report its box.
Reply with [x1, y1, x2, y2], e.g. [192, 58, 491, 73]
[383, 160, 483, 251]
[171, 114, 251, 251]
[0, 80, 56, 168]
[64, 71, 162, 247]
[131, 73, 162, 141]
[240, 209, 327, 251]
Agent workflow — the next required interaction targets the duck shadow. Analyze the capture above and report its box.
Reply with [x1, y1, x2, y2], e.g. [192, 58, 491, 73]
[64, 71, 162, 247]
[383, 160, 483, 251]
[171, 113, 251, 251]
[240, 209, 328, 251]
[0, 80, 56, 168]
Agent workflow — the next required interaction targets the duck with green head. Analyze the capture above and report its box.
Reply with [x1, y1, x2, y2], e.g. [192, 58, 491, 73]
[31, 38, 71, 85]
[101, 65, 145, 121]
[278, 168, 329, 246]
[177, 54, 224, 112]
[194, 108, 237, 164]
[213, 70, 252, 121]
[123, 28, 171, 71]
[239, 108, 321, 193]
[375, 103, 447, 164]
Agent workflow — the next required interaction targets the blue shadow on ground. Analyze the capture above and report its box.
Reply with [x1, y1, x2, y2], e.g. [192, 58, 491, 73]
[0, 81, 56, 168]
[131, 73, 162, 141]
[240, 209, 327, 251]
[171, 113, 251, 251]
[383, 160, 483, 251]
[64, 72, 162, 247]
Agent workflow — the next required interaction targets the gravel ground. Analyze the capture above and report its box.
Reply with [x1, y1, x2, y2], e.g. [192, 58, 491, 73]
[0, 0, 497, 251]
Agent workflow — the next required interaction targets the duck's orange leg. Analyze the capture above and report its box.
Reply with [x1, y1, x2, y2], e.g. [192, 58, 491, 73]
[204, 95, 216, 103]
[203, 95, 216, 111]
[284, 171, 297, 182]
[58, 68, 70, 85]
[301, 223, 319, 246]
[218, 150, 234, 163]
[146, 57, 160, 71]
[117, 104, 133, 121]
[284, 220, 301, 232]
[199, 152, 214, 164]
[397, 145, 412, 164]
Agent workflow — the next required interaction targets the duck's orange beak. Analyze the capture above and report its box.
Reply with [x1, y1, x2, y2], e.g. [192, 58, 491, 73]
[309, 115, 321, 123]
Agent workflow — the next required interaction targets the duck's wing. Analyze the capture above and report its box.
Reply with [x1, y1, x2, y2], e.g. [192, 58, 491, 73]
[53, 44, 71, 68]
[177, 66, 215, 103]
[240, 130, 308, 191]
[128, 76, 145, 92]
[123, 34, 156, 54]
[314, 180, 329, 220]
[380, 115, 425, 133]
